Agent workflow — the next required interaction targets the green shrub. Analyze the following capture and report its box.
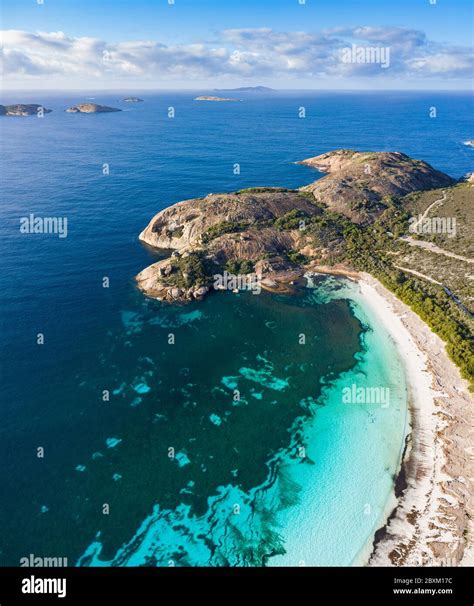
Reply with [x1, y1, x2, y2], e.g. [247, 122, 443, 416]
[236, 187, 293, 194]
[165, 252, 216, 288]
[274, 209, 309, 231]
[201, 221, 248, 243]
[286, 250, 309, 265]
[224, 259, 255, 274]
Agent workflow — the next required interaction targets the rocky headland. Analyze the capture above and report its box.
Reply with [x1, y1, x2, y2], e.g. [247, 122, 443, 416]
[136, 150, 455, 303]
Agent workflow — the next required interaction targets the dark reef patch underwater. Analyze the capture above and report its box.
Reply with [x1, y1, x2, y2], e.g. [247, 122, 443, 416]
[3, 283, 363, 566]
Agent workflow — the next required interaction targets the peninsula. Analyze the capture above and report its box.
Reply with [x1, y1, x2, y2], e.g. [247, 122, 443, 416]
[136, 150, 456, 301]
[136, 149, 474, 567]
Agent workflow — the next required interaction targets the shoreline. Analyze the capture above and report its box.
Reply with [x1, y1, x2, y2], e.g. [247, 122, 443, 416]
[137, 261, 473, 566]
[355, 273, 473, 567]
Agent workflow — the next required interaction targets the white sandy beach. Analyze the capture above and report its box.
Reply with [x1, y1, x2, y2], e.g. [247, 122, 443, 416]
[357, 273, 473, 567]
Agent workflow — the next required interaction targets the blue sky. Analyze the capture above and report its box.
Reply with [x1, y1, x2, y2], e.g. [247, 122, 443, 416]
[2, 0, 473, 89]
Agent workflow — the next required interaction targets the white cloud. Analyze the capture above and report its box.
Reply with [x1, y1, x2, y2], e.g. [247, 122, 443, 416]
[327, 26, 426, 49]
[406, 51, 474, 76]
[0, 26, 472, 85]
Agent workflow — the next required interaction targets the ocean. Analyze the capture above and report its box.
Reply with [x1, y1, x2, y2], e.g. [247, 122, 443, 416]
[1, 91, 472, 566]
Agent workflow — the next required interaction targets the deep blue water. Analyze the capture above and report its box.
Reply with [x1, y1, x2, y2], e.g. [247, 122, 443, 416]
[0, 91, 472, 565]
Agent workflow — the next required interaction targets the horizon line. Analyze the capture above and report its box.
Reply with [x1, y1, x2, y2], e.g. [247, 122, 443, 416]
[2, 88, 473, 94]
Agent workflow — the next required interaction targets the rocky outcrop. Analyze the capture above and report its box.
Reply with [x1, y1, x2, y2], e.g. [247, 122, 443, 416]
[135, 258, 211, 303]
[299, 150, 454, 224]
[65, 103, 121, 113]
[122, 97, 144, 102]
[137, 188, 319, 301]
[0, 104, 52, 116]
[139, 189, 316, 253]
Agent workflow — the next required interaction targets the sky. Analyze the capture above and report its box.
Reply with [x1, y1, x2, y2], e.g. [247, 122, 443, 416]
[1, 0, 473, 90]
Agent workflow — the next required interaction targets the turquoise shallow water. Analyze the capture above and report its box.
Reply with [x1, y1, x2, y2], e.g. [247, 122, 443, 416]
[270, 276, 408, 566]
[75, 276, 408, 567]
[74, 283, 365, 566]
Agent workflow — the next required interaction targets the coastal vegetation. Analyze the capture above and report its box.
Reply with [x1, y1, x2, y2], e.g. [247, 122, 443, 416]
[224, 259, 255, 274]
[343, 220, 474, 389]
[163, 252, 216, 289]
[201, 220, 249, 243]
[236, 187, 293, 194]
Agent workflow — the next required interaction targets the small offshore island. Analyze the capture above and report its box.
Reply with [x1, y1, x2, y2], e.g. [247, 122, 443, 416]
[215, 86, 274, 93]
[194, 96, 241, 102]
[65, 103, 121, 113]
[136, 149, 474, 566]
[0, 103, 52, 116]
